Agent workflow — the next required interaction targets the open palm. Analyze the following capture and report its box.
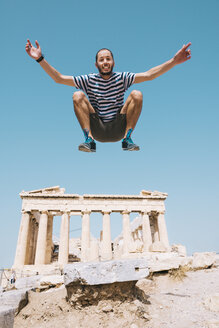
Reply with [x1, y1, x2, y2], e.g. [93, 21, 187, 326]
[25, 39, 42, 60]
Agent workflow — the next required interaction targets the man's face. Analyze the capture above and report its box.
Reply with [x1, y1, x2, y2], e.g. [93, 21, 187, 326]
[95, 49, 115, 77]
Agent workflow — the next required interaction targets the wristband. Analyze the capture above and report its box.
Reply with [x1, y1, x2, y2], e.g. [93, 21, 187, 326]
[36, 55, 44, 63]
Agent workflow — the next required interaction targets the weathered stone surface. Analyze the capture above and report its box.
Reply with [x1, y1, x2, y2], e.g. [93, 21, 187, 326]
[13, 264, 62, 277]
[130, 324, 139, 328]
[148, 255, 190, 272]
[191, 252, 216, 270]
[203, 294, 219, 312]
[206, 320, 219, 328]
[40, 275, 64, 287]
[15, 275, 41, 290]
[0, 306, 15, 328]
[149, 241, 167, 252]
[171, 244, 187, 256]
[0, 289, 28, 314]
[214, 254, 219, 267]
[64, 259, 149, 286]
[135, 278, 153, 303]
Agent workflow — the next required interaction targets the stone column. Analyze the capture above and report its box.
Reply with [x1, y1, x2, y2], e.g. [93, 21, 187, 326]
[13, 211, 31, 267]
[157, 211, 170, 249]
[122, 210, 131, 254]
[101, 211, 112, 261]
[27, 216, 36, 265]
[81, 211, 91, 262]
[35, 211, 48, 265]
[58, 212, 70, 266]
[153, 215, 160, 242]
[142, 212, 152, 252]
[32, 220, 39, 264]
[46, 214, 54, 264]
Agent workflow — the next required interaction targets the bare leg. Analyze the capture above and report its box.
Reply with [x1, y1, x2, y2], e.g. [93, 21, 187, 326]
[73, 91, 95, 138]
[120, 90, 143, 137]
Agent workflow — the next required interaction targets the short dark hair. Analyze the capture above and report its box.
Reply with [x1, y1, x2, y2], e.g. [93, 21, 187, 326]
[95, 48, 114, 62]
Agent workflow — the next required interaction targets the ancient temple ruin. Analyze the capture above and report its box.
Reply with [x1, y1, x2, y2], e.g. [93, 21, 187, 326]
[13, 186, 170, 269]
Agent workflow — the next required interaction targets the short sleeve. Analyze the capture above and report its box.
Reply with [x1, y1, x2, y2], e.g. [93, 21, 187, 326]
[72, 75, 89, 93]
[122, 72, 136, 91]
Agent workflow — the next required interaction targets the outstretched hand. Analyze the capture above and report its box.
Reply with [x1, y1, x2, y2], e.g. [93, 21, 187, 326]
[25, 39, 42, 60]
[174, 42, 191, 65]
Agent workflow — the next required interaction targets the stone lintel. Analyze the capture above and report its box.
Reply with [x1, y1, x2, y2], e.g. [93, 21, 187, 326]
[64, 258, 149, 286]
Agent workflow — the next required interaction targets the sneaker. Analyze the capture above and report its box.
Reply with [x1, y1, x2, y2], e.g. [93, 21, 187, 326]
[122, 137, 140, 151]
[78, 137, 96, 152]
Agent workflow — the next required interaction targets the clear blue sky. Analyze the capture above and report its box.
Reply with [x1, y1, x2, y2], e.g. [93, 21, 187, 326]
[1, 0, 219, 268]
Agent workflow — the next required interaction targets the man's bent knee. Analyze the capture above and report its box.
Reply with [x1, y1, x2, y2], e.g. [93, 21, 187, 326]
[130, 90, 143, 103]
[72, 91, 86, 104]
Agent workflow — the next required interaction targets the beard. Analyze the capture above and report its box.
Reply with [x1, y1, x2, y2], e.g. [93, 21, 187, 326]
[96, 64, 113, 76]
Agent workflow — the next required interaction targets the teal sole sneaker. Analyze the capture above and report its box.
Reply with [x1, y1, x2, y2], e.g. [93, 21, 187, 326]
[78, 137, 96, 152]
[122, 138, 140, 151]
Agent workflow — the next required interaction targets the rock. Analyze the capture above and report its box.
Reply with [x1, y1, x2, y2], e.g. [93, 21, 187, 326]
[40, 275, 64, 287]
[15, 275, 41, 290]
[206, 320, 219, 328]
[148, 256, 190, 272]
[130, 324, 139, 328]
[0, 289, 28, 315]
[191, 252, 216, 270]
[135, 279, 153, 303]
[0, 306, 15, 328]
[203, 294, 219, 312]
[64, 259, 149, 286]
[214, 254, 219, 267]
[171, 244, 187, 256]
[101, 304, 113, 313]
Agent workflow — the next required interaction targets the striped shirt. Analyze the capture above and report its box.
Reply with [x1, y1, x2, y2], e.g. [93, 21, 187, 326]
[72, 72, 135, 122]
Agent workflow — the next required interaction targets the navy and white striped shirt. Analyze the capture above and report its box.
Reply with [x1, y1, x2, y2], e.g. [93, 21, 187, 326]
[72, 72, 135, 122]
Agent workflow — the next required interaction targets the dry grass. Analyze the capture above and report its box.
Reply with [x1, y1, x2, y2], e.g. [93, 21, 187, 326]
[168, 266, 189, 281]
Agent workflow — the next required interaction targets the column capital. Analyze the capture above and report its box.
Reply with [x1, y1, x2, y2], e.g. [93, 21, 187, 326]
[81, 210, 91, 215]
[102, 210, 111, 215]
[47, 211, 55, 216]
[141, 211, 150, 216]
[40, 211, 48, 215]
[121, 210, 130, 215]
[21, 210, 31, 215]
[158, 211, 165, 215]
[60, 211, 71, 216]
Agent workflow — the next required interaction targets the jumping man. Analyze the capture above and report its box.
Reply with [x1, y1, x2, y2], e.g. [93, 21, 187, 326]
[25, 40, 191, 152]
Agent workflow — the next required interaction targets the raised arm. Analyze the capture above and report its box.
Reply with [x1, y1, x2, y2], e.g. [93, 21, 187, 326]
[25, 39, 75, 87]
[134, 42, 191, 84]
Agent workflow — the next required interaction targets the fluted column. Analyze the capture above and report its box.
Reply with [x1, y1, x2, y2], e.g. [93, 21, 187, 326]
[46, 214, 54, 264]
[142, 212, 152, 251]
[81, 211, 91, 262]
[153, 215, 160, 242]
[122, 210, 131, 254]
[157, 211, 170, 249]
[13, 211, 31, 267]
[101, 211, 112, 261]
[58, 212, 70, 266]
[27, 216, 36, 265]
[35, 211, 48, 265]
